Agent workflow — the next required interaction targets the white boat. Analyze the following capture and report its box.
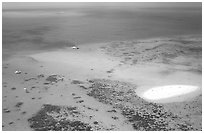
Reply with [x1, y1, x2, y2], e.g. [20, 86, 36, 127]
[71, 46, 79, 49]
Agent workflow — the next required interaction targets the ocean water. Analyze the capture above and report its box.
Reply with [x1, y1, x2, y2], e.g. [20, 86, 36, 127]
[2, 3, 202, 59]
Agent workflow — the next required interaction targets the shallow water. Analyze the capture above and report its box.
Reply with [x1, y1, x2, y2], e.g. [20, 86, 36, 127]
[2, 4, 202, 59]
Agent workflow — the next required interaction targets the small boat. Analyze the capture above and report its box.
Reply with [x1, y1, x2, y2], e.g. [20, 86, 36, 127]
[15, 70, 21, 74]
[71, 46, 79, 49]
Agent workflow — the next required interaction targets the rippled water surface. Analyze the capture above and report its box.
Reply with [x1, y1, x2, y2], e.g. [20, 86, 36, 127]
[2, 3, 202, 59]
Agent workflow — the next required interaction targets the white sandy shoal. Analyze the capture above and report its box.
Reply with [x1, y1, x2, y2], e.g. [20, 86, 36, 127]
[141, 85, 201, 103]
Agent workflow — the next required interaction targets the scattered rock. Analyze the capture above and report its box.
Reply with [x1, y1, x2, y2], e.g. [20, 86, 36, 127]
[106, 69, 114, 73]
[15, 102, 23, 108]
[85, 79, 200, 131]
[73, 96, 81, 99]
[37, 74, 45, 78]
[3, 108, 10, 113]
[28, 104, 93, 131]
[24, 88, 29, 93]
[25, 78, 37, 82]
[71, 80, 84, 84]
[11, 87, 16, 90]
[112, 116, 119, 120]
[77, 100, 84, 103]
[46, 75, 64, 84]
[9, 122, 14, 125]
[107, 109, 117, 113]
[79, 85, 88, 89]
[31, 86, 36, 89]
[93, 121, 98, 125]
[21, 111, 27, 115]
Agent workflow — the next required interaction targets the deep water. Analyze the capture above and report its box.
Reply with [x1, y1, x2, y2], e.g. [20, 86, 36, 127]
[2, 4, 202, 59]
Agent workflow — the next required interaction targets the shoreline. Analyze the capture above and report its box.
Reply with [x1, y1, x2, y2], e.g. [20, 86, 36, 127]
[2, 35, 202, 130]
[2, 33, 201, 61]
